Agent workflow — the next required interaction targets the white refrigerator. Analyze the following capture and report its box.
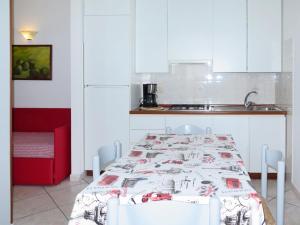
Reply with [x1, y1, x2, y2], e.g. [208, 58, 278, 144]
[83, 15, 130, 170]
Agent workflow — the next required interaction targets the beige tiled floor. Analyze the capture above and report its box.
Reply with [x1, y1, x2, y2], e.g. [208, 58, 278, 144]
[13, 176, 91, 225]
[13, 176, 300, 225]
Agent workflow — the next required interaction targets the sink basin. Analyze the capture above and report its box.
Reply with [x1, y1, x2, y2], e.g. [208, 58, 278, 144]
[211, 105, 282, 112]
[247, 105, 282, 111]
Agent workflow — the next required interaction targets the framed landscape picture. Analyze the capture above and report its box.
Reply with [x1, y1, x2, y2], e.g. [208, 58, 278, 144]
[12, 45, 52, 80]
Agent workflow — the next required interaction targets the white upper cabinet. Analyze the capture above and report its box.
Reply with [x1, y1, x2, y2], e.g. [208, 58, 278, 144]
[248, 0, 282, 72]
[84, 16, 130, 85]
[213, 0, 247, 72]
[135, 0, 168, 73]
[168, 0, 213, 62]
[84, 0, 130, 15]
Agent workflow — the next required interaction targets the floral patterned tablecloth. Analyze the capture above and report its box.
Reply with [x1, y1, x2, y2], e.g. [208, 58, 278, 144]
[69, 134, 265, 225]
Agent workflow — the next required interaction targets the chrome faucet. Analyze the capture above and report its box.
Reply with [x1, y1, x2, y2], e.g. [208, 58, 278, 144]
[244, 91, 258, 108]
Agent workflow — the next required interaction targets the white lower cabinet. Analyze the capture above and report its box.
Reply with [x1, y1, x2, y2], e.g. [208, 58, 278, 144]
[165, 115, 213, 132]
[130, 114, 286, 173]
[212, 116, 249, 169]
[249, 116, 286, 172]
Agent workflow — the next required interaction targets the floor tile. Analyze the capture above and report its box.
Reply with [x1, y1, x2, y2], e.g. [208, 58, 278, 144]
[267, 197, 293, 218]
[60, 203, 74, 219]
[48, 183, 88, 207]
[13, 185, 46, 202]
[82, 175, 93, 184]
[285, 190, 300, 207]
[251, 179, 277, 200]
[13, 194, 57, 220]
[285, 178, 293, 192]
[284, 205, 300, 225]
[44, 177, 87, 193]
[14, 208, 68, 225]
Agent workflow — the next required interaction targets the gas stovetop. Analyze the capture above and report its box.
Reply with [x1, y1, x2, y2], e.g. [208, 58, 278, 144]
[168, 104, 212, 111]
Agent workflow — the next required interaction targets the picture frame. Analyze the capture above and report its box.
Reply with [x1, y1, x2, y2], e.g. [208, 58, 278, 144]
[12, 45, 52, 80]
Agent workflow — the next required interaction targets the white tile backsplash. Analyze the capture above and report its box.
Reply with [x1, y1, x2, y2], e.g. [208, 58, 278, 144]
[132, 64, 277, 104]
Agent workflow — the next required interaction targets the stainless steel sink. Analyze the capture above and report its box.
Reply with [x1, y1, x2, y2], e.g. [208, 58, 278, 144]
[211, 105, 282, 112]
[247, 105, 282, 111]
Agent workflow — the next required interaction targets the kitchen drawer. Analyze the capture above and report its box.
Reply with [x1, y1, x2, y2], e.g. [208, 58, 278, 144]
[165, 115, 213, 130]
[130, 129, 165, 144]
[130, 115, 165, 130]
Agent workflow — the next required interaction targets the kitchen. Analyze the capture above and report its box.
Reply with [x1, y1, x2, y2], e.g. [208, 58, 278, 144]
[1, 0, 299, 224]
[70, 0, 295, 223]
[78, 0, 290, 177]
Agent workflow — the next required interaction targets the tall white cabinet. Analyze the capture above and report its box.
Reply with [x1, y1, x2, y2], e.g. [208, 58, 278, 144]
[83, 0, 131, 170]
[84, 16, 130, 85]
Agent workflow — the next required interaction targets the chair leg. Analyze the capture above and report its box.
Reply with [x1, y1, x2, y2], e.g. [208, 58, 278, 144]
[209, 197, 220, 225]
[107, 198, 120, 225]
[92, 155, 100, 181]
[277, 161, 285, 225]
[261, 145, 268, 199]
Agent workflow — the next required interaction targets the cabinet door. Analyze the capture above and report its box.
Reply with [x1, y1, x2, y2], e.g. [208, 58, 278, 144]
[212, 116, 249, 170]
[249, 116, 286, 172]
[84, 86, 129, 170]
[213, 0, 247, 72]
[130, 115, 165, 130]
[84, 0, 130, 15]
[248, 0, 281, 72]
[84, 16, 130, 85]
[136, 0, 168, 73]
[165, 116, 213, 132]
[168, 0, 213, 62]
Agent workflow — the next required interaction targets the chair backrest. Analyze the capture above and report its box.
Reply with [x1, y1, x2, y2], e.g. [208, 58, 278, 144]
[107, 197, 220, 225]
[98, 141, 122, 171]
[167, 124, 212, 135]
[261, 144, 285, 225]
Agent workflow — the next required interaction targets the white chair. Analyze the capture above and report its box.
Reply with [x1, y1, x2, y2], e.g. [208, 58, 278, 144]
[92, 141, 122, 181]
[261, 145, 285, 225]
[166, 124, 212, 135]
[106, 197, 220, 225]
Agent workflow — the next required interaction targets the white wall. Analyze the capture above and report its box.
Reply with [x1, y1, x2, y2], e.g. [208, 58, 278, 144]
[282, 0, 300, 191]
[70, 0, 84, 178]
[0, 0, 12, 224]
[133, 65, 277, 105]
[13, 0, 70, 108]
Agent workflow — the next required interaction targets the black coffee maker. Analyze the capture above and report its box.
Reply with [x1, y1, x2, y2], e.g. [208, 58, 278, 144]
[141, 83, 158, 107]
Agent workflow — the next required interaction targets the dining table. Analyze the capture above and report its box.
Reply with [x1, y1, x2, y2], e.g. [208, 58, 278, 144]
[69, 133, 265, 225]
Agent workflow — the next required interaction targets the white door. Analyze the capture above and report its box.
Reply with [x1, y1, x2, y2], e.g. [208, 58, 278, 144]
[168, 0, 213, 62]
[213, 0, 247, 72]
[136, 0, 168, 73]
[249, 116, 286, 172]
[84, 16, 130, 85]
[212, 116, 250, 170]
[84, 0, 130, 15]
[248, 0, 281, 72]
[84, 86, 130, 170]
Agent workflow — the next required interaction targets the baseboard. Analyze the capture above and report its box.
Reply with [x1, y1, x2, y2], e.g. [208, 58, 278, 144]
[86, 171, 278, 180]
[86, 170, 93, 176]
[86, 170, 104, 176]
[249, 173, 277, 179]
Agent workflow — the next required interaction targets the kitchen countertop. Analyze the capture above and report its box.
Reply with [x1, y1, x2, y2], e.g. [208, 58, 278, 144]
[130, 104, 287, 115]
